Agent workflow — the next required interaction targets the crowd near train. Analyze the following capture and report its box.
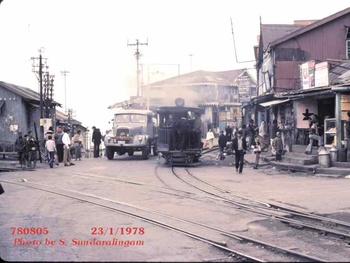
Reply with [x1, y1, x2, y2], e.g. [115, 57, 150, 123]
[10, 107, 263, 168]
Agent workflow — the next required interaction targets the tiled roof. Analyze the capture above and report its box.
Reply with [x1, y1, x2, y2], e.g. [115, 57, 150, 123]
[148, 69, 252, 87]
[0, 81, 61, 106]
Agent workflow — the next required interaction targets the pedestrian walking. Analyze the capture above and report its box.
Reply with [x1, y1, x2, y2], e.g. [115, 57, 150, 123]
[55, 126, 64, 163]
[62, 127, 75, 166]
[252, 135, 262, 169]
[218, 131, 227, 160]
[45, 135, 56, 168]
[205, 129, 215, 149]
[92, 126, 102, 158]
[14, 132, 26, 168]
[232, 129, 247, 174]
[71, 130, 83, 161]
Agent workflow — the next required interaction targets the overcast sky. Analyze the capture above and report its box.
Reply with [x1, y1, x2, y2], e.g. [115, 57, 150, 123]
[0, 0, 349, 133]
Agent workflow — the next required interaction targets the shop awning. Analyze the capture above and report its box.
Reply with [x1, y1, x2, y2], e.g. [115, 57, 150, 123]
[259, 99, 290, 107]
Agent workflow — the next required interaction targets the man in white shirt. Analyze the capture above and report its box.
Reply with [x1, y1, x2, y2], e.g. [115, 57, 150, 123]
[62, 127, 75, 166]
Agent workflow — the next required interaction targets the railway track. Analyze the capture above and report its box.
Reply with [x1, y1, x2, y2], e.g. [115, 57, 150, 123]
[0, 177, 329, 262]
[171, 166, 350, 241]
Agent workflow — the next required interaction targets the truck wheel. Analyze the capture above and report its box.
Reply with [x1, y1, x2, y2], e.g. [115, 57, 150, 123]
[128, 150, 134, 156]
[106, 147, 115, 160]
[153, 143, 158, 156]
[142, 146, 149, 160]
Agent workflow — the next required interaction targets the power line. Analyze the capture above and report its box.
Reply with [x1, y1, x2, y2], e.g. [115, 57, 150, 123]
[230, 18, 255, 64]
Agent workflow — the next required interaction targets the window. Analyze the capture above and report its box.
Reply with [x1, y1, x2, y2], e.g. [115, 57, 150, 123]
[130, 114, 146, 123]
[115, 114, 130, 123]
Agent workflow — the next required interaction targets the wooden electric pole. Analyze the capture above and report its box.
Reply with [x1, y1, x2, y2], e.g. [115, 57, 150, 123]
[128, 39, 148, 97]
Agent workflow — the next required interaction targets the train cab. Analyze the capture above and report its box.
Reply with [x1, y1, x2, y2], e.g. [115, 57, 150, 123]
[156, 106, 204, 165]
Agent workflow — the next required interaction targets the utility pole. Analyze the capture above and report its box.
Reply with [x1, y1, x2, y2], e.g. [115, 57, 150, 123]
[31, 47, 47, 145]
[128, 39, 148, 97]
[43, 71, 55, 118]
[60, 70, 70, 113]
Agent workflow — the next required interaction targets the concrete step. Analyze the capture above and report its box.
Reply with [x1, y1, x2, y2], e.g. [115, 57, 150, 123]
[315, 166, 350, 177]
[269, 161, 319, 174]
[331, 161, 350, 168]
[260, 151, 318, 165]
[269, 160, 350, 178]
[281, 153, 318, 165]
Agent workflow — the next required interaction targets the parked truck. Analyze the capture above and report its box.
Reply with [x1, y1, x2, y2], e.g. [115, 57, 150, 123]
[104, 108, 157, 160]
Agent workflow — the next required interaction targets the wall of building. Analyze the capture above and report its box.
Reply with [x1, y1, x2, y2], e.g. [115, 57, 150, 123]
[295, 99, 318, 128]
[0, 87, 34, 143]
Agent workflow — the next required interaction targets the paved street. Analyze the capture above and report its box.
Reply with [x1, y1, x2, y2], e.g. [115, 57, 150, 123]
[0, 150, 350, 262]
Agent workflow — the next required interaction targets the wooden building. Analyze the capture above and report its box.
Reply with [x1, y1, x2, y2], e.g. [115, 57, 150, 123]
[245, 7, 350, 150]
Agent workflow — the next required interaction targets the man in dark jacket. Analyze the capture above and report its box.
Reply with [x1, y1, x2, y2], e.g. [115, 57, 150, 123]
[14, 132, 26, 168]
[218, 131, 227, 160]
[92, 126, 102, 158]
[232, 129, 247, 174]
[225, 125, 233, 141]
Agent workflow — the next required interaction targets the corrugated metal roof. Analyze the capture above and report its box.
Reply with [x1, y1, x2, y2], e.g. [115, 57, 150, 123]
[328, 60, 350, 86]
[261, 24, 304, 51]
[0, 81, 61, 106]
[271, 7, 350, 47]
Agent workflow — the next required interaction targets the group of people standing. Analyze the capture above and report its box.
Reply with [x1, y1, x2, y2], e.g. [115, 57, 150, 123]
[14, 130, 38, 168]
[13, 124, 108, 168]
[213, 118, 294, 173]
[45, 126, 84, 167]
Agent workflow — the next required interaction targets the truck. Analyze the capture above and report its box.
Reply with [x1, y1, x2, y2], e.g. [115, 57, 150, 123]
[104, 108, 157, 160]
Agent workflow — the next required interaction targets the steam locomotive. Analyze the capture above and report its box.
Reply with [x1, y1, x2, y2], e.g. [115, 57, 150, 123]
[156, 99, 204, 166]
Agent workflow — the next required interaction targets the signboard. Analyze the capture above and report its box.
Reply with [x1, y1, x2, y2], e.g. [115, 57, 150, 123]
[314, 61, 329, 88]
[301, 60, 315, 89]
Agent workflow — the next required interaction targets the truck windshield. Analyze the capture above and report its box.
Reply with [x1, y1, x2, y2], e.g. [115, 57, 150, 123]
[115, 114, 147, 123]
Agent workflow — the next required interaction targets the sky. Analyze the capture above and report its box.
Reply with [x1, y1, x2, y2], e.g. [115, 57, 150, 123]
[0, 0, 349, 133]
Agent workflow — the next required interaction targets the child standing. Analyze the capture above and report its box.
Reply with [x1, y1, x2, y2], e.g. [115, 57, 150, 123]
[45, 135, 57, 168]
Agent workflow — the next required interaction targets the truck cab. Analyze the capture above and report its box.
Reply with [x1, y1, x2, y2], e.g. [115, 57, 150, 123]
[104, 109, 158, 160]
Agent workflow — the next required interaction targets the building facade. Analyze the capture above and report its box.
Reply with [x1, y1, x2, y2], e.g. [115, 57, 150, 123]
[247, 7, 350, 152]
